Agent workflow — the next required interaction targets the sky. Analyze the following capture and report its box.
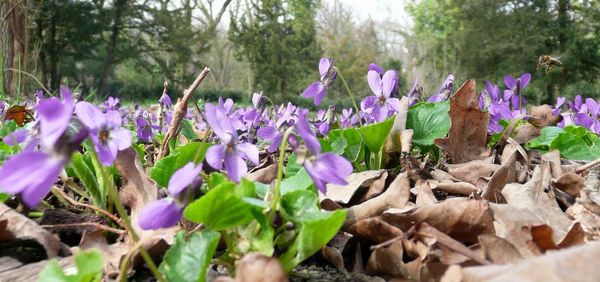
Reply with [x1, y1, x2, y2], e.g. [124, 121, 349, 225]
[342, 0, 413, 28]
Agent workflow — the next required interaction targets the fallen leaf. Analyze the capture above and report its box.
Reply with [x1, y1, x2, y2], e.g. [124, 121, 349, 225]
[542, 150, 562, 178]
[382, 198, 495, 243]
[3, 105, 33, 126]
[0, 256, 74, 281]
[529, 105, 562, 127]
[481, 165, 508, 203]
[529, 222, 585, 253]
[234, 253, 287, 282]
[344, 173, 410, 228]
[324, 170, 386, 205]
[512, 124, 541, 144]
[432, 182, 478, 196]
[434, 80, 490, 164]
[0, 203, 64, 258]
[448, 160, 499, 185]
[360, 171, 388, 202]
[347, 217, 403, 243]
[385, 97, 410, 153]
[365, 240, 408, 277]
[415, 223, 490, 265]
[415, 180, 437, 205]
[321, 246, 345, 271]
[553, 172, 584, 197]
[441, 240, 600, 282]
[477, 234, 522, 264]
[246, 163, 277, 184]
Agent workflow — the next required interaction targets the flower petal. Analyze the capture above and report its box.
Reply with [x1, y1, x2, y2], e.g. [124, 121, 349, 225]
[367, 70, 382, 96]
[110, 128, 132, 151]
[138, 198, 182, 230]
[237, 142, 259, 165]
[319, 58, 331, 79]
[206, 144, 226, 170]
[224, 151, 247, 182]
[504, 75, 516, 90]
[168, 162, 203, 196]
[382, 70, 396, 98]
[302, 82, 326, 106]
[75, 102, 105, 129]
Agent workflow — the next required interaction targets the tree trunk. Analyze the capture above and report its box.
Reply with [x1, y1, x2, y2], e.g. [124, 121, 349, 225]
[97, 0, 127, 96]
[1, 0, 29, 98]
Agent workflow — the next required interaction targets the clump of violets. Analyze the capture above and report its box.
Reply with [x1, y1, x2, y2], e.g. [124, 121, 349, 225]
[75, 102, 132, 166]
[205, 103, 259, 182]
[102, 96, 120, 111]
[136, 111, 159, 143]
[294, 112, 352, 194]
[362, 69, 401, 122]
[560, 95, 600, 133]
[503, 73, 531, 112]
[427, 74, 455, 102]
[303, 58, 337, 106]
[257, 102, 296, 153]
[0, 87, 78, 207]
[139, 162, 203, 230]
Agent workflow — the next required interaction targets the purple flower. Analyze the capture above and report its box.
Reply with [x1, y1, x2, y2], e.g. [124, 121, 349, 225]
[3, 129, 29, 146]
[204, 103, 259, 182]
[427, 75, 455, 102]
[75, 102, 132, 166]
[0, 152, 64, 207]
[303, 58, 337, 106]
[406, 78, 423, 106]
[136, 112, 159, 143]
[478, 81, 501, 109]
[295, 113, 352, 194]
[503, 73, 531, 110]
[159, 93, 172, 108]
[139, 162, 202, 230]
[102, 96, 120, 111]
[366, 70, 401, 122]
[36, 87, 74, 148]
[341, 108, 358, 128]
[552, 97, 566, 116]
[368, 63, 385, 75]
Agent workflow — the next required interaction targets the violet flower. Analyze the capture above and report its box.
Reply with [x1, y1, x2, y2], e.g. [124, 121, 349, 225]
[159, 92, 172, 108]
[36, 87, 75, 148]
[503, 73, 531, 110]
[340, 108, 358, 128]
[139, 162, 203, 230]
[427, 74, 455, 102]
[478, 81, 501, 109]
[406, 78, 423, 106]
[136, 112, 159, 143]
[365, 70, 401, 122]
[294, 112, 352, 194]
[75, 102, 132, 166]
[552, 97, 566, 116]
[102, 96, 120, 111]
[3, 129, 29, 146]
[204, 103, 259, 182]
[303, 58, 337, 106]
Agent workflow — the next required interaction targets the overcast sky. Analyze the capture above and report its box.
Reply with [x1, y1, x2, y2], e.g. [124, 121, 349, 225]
[342, 0, 412, 28]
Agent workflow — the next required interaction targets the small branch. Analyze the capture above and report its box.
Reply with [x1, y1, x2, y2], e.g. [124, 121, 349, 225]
[157, 68, 211, 159]
[576, 157, 600, 174]
[53, 186, 126, 230]
[370, 225, 415, 250]
[41, 223, 126, 235]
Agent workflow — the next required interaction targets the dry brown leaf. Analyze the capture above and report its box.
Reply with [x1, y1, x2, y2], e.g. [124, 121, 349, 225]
[430, 169, 460, 182]
[478, 234, 522, 264]
[529, 222, 585, 253]
[434, 80, 490, 164]
[432, 182, 478, 196]
[415, 180, 437, 205]
[0, 256, 75, 281]
[77, 230, 129, 277]
[360, 171, 388, 202]
[553, 172, 584, 197]
[512, 124, 541, 144]
[324, 170, 386, 205]
[3, 105, 33, 126]
[365, 240, 408, 277]
[321, 246, 345, 271]
[347, 217, 403, 243]
[542, 150, 562, 178]
[0, 203, 64, 258]
[415, 223, 490, 265]
[529, 105, 562, 127]
[344, 173, 410, 228]
[448, 160, 499, 185]
[481, 165, 508, 203]
[382, 198, 495, 243]
[441, 240, 600, 282]
[386, 97, 410, 153]
[246, 163, 277, 184]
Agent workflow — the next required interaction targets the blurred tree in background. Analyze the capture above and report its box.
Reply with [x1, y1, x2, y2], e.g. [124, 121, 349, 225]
[406, 0, 600, 102]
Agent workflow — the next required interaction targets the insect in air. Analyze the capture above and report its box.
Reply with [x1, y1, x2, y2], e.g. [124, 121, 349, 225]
[537, 55, 562, 73]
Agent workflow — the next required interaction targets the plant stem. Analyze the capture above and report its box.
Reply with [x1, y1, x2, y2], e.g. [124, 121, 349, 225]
[335, 68, 363, 127]
[91, 152, 166, 282]
[270, 127, 294, 224]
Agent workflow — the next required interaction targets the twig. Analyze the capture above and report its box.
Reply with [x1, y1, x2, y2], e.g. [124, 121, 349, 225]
[5, 68, 51, 95]
[576, 157, 600, 174]
[53, 186, 126, 230]
[41, 223, 126, 235]
[157, 68, 211, 159]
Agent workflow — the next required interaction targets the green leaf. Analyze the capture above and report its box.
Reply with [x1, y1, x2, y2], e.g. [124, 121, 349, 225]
[320, 134, 347, 155]
[357, 117, 395, 154]
[280, 169, 314, 195]
[0, 193, 8, 202]
[74, 250, 104, 282]
[406, 102, 451, 147]
[277, 190, 346, 271]
[160, 230, 221, 282]
[150, 142, 210, 187]
[70, 153, 103, 208]
[285, 154, 302, 177]
[38, 250, 103, 282]
[184, 183, 254, 230]
[525, 126, 565, 151]
[549, 126, 600, 161]
[180, 119, 199, 140]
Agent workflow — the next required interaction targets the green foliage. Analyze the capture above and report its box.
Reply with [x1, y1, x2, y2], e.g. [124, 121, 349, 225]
[150, 142, 210, 188]
[184, 181, 254, 231]
[229, 0, 321, 102]
[525, 126, 565, 151]
[69, 152, 103, 208]
[357, 117, 395, 154]
[38, 250, 104, 282]
[406, 102, 451, 148]
[325, 128, 364, 163]
[159, 230, 221, 282]
[278, 190, 347, 272]
[525, 125, 600, 161]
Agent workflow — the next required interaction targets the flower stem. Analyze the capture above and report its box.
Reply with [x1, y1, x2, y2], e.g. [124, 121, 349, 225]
[270, 127, 294, 224]
[335, 68, 363, 127]
[91, 152, 166, 282]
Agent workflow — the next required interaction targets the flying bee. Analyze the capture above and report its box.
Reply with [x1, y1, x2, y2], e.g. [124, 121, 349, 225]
[537, 55, 562, 73]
